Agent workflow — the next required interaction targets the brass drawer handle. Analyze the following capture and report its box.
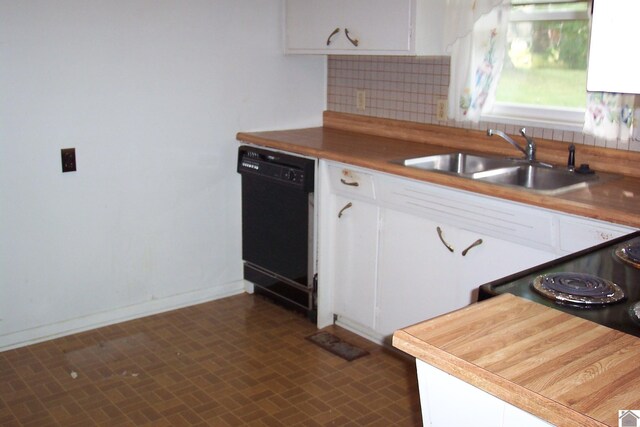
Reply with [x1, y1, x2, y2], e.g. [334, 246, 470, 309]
[344, 28, 359, 46]
[326, 27, 340, 46]
[436, 226, 454, 253]
[340, 178, 359, 187]
[461, 239, 483, 256]
[338, 202, 353, 218]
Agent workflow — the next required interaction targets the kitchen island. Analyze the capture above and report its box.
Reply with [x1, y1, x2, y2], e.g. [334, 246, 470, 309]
[388, 230, 640, 426]
[392, 293, 640, 427]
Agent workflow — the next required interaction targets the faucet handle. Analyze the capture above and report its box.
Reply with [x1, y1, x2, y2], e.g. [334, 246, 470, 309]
[519, 128, 536, 162]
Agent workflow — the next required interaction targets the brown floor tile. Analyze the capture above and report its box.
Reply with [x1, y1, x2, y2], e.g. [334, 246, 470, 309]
[0, 293, 421, 426]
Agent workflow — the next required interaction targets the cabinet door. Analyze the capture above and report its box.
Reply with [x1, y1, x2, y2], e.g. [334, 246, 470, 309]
[376, 210, 558, 336]
[286, 0, 344, 51]
[455, 228, 557, 308]
[285, 0, 415, 54]
[336, 0, 414, 52]
[376, 208, 457, 337]
[332, 196, 379, 329]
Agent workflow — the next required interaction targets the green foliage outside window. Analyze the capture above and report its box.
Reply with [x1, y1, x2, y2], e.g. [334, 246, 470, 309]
[496, 18, 589, 109]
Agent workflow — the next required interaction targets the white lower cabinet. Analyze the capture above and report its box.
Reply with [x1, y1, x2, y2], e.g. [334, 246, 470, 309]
[318, 160, 635, 341]
[557, 215, 634, 254]
[375, 209, 457, 336]
[331, 195, 379, 330]
[455, 226, 557, 309]
[375, 208, 556, 337]
[416, 361, 553, 427]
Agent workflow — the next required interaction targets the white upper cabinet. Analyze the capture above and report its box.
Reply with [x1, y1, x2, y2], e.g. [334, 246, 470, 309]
[285, 0, 445, 55]
[587, 0, 640, 93]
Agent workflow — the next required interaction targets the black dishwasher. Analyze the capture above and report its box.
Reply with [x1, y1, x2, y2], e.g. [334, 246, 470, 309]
[237, 146, 316, 320]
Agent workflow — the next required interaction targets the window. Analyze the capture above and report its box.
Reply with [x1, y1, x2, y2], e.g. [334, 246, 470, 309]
[486, 0, 590, 129]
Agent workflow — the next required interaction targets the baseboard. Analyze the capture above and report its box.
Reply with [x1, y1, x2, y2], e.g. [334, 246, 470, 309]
[243, 279, 255, 293]
[335, 316, 386, 346]
[0, 280, 246, 352]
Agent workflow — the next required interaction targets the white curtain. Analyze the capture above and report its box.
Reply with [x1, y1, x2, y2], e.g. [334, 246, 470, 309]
[443, 0, 505, 49]
[445, 0, 508, 122]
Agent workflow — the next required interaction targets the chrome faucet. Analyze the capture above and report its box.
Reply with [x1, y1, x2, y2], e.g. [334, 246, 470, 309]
[487, 128, 536, 163]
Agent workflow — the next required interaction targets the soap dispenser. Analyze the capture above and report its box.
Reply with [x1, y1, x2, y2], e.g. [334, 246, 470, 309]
[568, 144, 575, 172]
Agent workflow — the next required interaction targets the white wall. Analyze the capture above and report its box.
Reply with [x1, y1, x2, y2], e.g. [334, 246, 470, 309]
[0, 0, 326, 350]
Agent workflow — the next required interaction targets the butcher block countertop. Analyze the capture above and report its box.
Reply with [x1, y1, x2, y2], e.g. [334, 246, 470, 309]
[237, 111, 640, 228]
[392, 293, 640, 427]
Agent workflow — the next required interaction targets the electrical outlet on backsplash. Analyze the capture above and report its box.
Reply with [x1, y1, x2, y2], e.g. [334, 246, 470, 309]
[327, 55, 640, 152]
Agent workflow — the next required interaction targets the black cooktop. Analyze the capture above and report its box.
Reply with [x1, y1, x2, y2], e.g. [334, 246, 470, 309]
[479, 230, 640, 338]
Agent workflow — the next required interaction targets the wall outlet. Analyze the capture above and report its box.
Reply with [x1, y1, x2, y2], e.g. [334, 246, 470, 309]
[61, 148, 76, 172]
[436, 99, 448, 121]
[356, 89, 366, 111]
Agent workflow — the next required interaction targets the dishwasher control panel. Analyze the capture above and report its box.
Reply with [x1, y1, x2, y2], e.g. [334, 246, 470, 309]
[237, 146, 314, 192]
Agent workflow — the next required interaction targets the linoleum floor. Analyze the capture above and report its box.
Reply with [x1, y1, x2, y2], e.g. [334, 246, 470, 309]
[0, 293, 422, 426]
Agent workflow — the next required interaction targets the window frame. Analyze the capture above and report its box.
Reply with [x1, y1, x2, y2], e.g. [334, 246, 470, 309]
[482, 2, 590, 131]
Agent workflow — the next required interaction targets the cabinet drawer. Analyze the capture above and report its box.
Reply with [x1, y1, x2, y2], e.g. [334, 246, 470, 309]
[558, 217, 635, 253]
[327, 164, 376, 200]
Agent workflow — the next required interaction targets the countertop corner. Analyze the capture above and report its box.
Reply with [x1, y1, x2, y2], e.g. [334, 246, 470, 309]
[393, 294, 640, 427]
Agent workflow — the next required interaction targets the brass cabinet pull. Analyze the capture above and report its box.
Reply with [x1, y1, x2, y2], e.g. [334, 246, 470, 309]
[326, 27, 340, 46]
[340, 178, 359, 187]
[436, 226, 454, 253]
[344, 28, 359, 46]
[461, 239, 483, 256]
[338, 202, 353, 218]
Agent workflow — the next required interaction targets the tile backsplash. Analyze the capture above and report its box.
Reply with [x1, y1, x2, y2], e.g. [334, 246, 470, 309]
[327, 56, 640, 152]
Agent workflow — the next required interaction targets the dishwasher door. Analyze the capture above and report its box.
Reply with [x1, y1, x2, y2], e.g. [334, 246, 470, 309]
[238, 146, 316, 319]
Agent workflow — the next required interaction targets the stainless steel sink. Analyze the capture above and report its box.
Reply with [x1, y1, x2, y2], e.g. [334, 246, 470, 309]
[478, 164, 600, 195]
[400, 152, 517, 177]
[396, 152, 607, 195]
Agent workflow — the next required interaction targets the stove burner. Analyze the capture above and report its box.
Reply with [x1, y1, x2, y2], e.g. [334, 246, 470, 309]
[532, 272, 625, 306]
[632, 302, 640, 324]
[615, 242, 640, 269]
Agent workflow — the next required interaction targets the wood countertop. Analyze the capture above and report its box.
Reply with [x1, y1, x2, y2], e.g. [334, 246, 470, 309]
[236, 112, 640, 228]
[392, 293, 640, 427]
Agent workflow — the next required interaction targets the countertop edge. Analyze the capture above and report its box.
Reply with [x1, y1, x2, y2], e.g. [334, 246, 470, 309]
[392, 319, 607, 427]
[236, 129, 640, 229]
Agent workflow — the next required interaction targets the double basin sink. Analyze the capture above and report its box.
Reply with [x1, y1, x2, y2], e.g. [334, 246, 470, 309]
[397, 152, 601, 195]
